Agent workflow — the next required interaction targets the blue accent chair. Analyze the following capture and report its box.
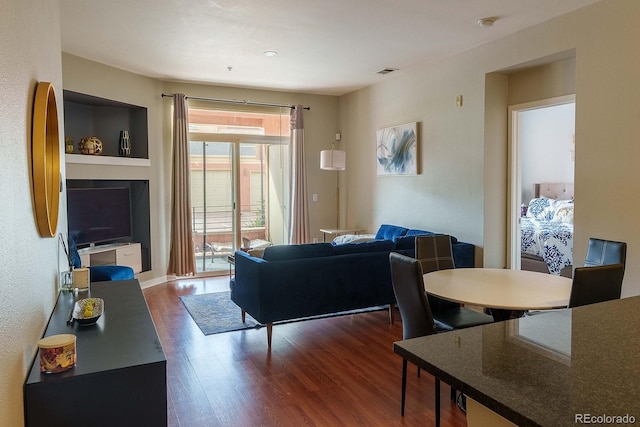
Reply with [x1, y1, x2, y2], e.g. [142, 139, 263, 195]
[69, 237, 135, 282]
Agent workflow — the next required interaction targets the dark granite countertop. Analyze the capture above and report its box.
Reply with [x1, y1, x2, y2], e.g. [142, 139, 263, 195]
[394, 296, 640, 426]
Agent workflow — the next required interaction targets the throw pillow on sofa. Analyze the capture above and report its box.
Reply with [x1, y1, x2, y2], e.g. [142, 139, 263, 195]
[333, 240, 396, 256]
[374, 224, 408, 241]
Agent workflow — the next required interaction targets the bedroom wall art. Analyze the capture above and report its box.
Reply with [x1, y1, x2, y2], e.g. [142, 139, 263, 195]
[376, 122, 418, 176]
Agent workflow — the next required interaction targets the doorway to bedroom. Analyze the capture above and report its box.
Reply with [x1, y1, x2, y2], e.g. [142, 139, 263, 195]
[508, 96, 575, 272]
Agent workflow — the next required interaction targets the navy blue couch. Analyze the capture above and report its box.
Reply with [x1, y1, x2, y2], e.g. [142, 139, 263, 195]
[230, 224, 475, 347]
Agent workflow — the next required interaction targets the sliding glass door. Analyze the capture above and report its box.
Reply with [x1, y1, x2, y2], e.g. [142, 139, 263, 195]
[189, 141, 234, 274]
[189, 107, 290, 274]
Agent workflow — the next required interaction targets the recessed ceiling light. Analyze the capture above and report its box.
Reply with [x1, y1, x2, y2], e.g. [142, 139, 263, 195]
[264, 50, 278, 57]
[477, 17, 498, 28]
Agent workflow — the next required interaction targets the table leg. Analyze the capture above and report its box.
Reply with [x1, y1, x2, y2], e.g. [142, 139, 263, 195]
[487, 308, 525, 322]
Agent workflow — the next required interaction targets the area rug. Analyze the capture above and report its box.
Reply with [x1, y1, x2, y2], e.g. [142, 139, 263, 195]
[180, 291, 387, 336]
[180, 291, 260, 335]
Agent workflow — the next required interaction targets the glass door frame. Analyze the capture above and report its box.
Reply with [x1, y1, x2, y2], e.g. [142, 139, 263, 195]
[190, 134, 287, 276]
[189, 135, 241, 276]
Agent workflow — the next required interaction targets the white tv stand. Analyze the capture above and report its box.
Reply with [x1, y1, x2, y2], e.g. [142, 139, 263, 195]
[78, 242, 142, 274]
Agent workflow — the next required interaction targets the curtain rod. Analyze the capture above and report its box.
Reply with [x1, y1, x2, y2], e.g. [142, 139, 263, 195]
[161, 93, 310, 110]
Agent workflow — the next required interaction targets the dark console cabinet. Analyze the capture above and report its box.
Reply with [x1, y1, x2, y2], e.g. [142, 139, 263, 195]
[24, 280, 167, 427]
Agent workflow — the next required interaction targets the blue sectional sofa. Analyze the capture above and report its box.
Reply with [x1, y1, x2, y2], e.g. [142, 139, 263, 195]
[230, 224, 475, 347]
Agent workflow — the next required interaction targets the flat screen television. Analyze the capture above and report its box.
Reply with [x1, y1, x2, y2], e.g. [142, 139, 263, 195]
[67, 187, 132, 246]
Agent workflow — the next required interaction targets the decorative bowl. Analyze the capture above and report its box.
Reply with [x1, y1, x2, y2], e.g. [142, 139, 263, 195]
[78, 136, 103, 155]
[73, 298, 104, 326]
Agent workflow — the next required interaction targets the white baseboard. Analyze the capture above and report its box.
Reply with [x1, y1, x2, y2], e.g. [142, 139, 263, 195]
[139, 275, 170, 289]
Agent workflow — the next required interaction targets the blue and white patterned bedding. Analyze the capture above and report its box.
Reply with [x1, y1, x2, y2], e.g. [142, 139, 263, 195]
[521, 217, 573, 275]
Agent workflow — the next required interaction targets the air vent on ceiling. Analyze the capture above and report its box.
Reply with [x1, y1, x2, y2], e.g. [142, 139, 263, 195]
[377, 68, 398, 75]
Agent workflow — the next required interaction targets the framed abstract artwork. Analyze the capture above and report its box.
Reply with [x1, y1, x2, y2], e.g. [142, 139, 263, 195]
[376, 122, 418, 176]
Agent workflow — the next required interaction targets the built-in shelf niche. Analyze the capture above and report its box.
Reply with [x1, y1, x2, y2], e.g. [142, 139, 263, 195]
[63, 90, 148, 159]
[67, 179, 152, 273]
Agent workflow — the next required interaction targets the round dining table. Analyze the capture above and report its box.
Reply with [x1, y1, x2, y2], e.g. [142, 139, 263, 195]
[423, 268, 572, 321]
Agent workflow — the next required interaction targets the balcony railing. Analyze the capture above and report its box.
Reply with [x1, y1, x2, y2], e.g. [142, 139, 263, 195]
[191, 204, 266, 260]
[191, 203, 265, 234]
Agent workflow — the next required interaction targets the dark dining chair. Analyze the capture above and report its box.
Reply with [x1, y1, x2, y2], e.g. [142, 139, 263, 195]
[568, 263, 625, 308]
[415, 235, 494, 330]
[561, 237, 626, 278]
[584, 238, 627, 269]
[390, 252, 492, 424]
[414, 235, 493, 411]
[389, 252, 440, 422]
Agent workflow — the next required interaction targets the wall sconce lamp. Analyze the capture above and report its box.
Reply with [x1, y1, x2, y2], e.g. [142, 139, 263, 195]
[320, 135, 346, 170]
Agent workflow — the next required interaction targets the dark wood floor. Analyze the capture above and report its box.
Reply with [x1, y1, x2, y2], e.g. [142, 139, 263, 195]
[143, 276, 467, 427]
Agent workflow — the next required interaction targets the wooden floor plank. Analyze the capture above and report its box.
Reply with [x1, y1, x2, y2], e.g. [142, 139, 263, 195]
[143, 276, 467, 427]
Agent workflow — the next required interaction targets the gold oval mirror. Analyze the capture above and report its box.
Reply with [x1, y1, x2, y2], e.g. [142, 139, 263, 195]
[32, 82, 60, 237]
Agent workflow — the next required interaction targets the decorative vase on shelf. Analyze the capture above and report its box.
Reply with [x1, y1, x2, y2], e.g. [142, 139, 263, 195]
[119, 130, 131, 157]
[78, 136, 103, 155]
[65, 137, 74, 153]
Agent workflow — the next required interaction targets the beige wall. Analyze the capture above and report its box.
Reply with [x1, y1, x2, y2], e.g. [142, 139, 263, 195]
[0, 1, 63, 425]
[507, 55, 576, 106]
[520, 103, 575, 204]
[339, 0, 640, 296]
[339, 49, 488, 252]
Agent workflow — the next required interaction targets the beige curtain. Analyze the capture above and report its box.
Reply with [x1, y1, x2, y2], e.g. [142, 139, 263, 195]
[288, 105, 310, 244]
[167, 93, 196, 276]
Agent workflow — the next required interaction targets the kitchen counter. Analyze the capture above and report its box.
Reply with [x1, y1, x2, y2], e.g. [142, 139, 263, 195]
[394, 296, 640, 426]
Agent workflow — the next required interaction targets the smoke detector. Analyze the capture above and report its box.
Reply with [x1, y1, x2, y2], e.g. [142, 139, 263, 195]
[477, 17, 498, 28]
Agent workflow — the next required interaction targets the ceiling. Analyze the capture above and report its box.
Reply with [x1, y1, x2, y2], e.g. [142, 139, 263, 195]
[60, 0, 599, 96]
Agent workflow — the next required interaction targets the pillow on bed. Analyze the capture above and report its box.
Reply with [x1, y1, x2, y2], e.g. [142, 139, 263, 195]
[551, 199, 574, 224]
[526, 197, 554, 220]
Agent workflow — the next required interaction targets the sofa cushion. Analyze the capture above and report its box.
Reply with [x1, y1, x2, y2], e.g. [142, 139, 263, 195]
[262, 243, 335, 261]
[333, 239, 396, 255]
[374, 224, 408, 241]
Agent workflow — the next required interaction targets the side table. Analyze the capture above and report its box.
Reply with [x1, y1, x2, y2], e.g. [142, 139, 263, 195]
[319, 228, 365, 242]
[227, 253, 235, 277]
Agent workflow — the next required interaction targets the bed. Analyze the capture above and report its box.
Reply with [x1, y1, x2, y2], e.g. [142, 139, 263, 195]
[520, 183, 574, 275]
